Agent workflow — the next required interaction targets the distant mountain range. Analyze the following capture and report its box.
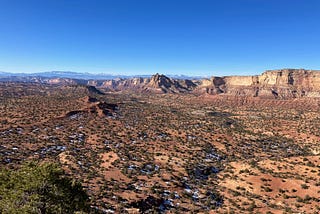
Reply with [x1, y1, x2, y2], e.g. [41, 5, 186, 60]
[0, 69, 320, 99]
[0, 71, 204, 80]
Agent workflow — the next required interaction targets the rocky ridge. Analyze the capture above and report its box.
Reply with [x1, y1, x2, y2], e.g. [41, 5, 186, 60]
[1, 69, 319, 99]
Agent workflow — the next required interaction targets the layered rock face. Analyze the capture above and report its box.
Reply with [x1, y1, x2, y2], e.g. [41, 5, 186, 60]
[200, 69, 320, 98]
[258, 69, 320, 98]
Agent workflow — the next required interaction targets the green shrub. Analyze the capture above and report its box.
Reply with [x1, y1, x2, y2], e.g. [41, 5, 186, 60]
[0, 161, 90, 214]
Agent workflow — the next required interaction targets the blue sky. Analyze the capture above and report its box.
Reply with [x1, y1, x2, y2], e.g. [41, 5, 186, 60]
[0, 0, 319, 76]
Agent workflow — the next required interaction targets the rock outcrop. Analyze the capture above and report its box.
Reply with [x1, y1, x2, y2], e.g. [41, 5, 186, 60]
[85, 85, 105, 95]
[63, 96, 118, 119]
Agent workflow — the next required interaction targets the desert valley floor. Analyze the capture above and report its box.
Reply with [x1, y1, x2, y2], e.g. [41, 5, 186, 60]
[0, 83, 319, 213]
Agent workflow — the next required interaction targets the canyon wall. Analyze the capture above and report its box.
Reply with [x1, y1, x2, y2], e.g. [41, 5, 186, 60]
[200, 69, 320, 98]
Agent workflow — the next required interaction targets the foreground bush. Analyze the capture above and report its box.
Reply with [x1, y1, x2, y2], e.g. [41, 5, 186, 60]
[0, 162, 90, 214]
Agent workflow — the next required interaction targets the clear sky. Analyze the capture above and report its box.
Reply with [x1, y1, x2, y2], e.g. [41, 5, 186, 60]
[0, 0, 319, 76]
